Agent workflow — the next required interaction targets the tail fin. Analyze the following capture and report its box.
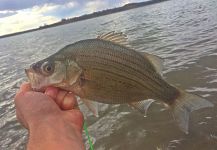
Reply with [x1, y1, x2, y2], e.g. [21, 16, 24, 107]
[173, 89, 213, 134]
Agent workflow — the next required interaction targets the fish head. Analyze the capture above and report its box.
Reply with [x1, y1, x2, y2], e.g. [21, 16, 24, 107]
[25, 58, 67, 91]
[26, 56, 83, 91]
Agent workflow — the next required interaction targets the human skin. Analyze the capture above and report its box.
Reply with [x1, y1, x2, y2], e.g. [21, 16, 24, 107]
[14, 83, 85, 150]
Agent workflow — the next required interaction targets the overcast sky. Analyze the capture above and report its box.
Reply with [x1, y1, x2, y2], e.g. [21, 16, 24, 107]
[0, 0, 145, 36]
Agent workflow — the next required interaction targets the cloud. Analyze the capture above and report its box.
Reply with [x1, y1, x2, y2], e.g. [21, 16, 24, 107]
[75, 0, 124, 17]
[0, 5, 59, 35]
[84, 1, 108, 13]
[0, 1, 80, 35]
[0, 0, 71, 11]
[42, 2, 78, 18]
[0, 10, 17, 18]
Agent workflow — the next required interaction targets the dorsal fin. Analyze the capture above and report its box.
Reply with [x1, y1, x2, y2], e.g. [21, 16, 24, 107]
[97, 31, 128, 46]
[140, 52, 164, 74]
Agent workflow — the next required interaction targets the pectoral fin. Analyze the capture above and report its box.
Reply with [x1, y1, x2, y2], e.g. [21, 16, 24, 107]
[66, 60, 83, 85]
[140, 52, 164, 74]
[81, 99, 99, 117]
[129, 99, 155, 116]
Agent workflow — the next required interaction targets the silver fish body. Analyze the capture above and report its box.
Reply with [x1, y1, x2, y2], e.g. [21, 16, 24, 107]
[57, 39, 178, 104]
[25, 32, 213, 133]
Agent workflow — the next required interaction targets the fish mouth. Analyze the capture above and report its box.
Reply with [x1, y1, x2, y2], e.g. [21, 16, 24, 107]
[25, 68, 47, 92]
[25, 68, 34, 80]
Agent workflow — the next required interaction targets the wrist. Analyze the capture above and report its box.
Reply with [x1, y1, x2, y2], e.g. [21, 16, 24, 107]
[28, 115, 84, 150]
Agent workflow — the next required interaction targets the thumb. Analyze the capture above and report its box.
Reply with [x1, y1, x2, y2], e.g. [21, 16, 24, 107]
[60, 93, 78, 110]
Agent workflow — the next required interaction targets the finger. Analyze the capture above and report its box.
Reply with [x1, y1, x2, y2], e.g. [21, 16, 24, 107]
[61, 93, 78, 110]
[45, 87, 59, 100]
[15, 82, 32, 98]
[20, 82, 32, 92]
[56, 90, 67, 106]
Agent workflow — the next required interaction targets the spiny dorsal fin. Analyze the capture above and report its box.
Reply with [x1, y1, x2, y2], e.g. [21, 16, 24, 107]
[140, 52, 164, 74]
[97, 31, 128, 46]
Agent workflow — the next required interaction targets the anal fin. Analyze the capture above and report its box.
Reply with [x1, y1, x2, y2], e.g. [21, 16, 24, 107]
[81, 99, 99, 117]
[129, 99, 155, 116]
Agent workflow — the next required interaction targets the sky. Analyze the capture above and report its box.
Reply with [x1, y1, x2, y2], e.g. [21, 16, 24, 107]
[0, 0, 145, 36]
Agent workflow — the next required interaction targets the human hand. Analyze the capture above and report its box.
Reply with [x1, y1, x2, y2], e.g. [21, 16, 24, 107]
[14, 82, 84, 150]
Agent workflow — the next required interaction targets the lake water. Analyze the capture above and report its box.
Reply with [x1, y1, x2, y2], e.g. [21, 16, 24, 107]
[0, 0, 217, 149]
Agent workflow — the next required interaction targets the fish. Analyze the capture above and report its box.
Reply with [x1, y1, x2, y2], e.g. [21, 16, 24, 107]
[25, 31, 213, 133]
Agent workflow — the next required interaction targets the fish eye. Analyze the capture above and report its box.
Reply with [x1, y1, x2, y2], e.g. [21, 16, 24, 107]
[41, 62, 54, 75]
